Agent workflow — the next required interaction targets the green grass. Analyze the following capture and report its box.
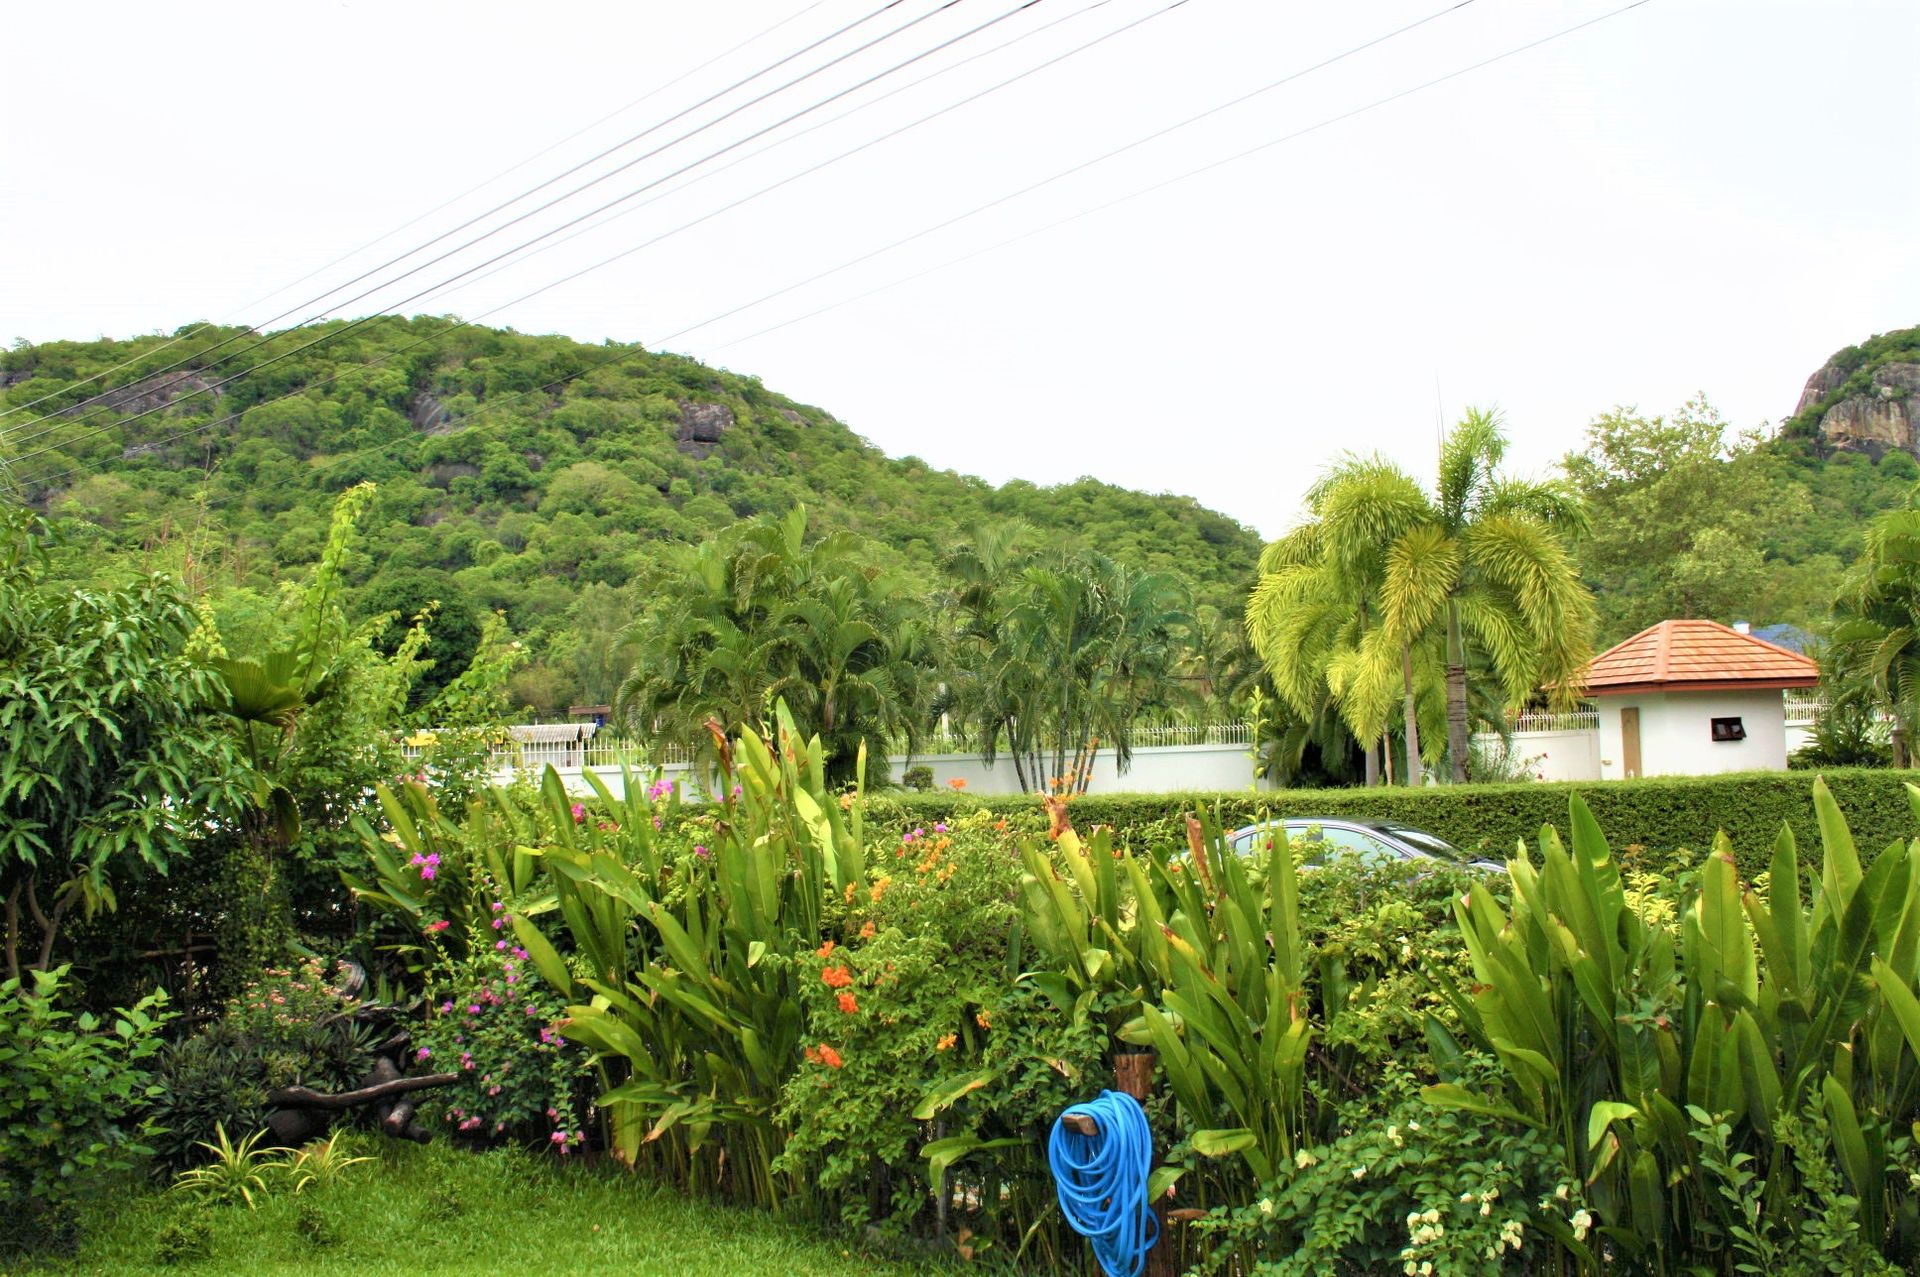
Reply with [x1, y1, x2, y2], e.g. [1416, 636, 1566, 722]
[29, 1137, 969, 1276]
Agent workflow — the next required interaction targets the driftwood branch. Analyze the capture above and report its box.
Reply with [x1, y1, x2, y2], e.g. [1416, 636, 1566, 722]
[1061, 1113, 1099, 1137]
[268, 1072, 458, 1111]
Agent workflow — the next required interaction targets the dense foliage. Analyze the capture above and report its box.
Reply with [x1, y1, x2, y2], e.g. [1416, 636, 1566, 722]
[1568, 389, 1920, 644]
[1, 320, 1262, 714]
[861, 766, 1920, 882]
[0, 966, 173, 1254]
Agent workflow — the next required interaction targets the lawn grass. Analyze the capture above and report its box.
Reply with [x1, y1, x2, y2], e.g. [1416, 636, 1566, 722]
[28, 1137, 971, 1277]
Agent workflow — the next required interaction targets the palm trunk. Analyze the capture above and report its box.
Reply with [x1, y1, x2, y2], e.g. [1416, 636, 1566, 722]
[1445, 599, 1470, 783]
[1363, 740, 1380, 788]
[1401, 643, 1422, 787]
[1381, 735, 1395, 786]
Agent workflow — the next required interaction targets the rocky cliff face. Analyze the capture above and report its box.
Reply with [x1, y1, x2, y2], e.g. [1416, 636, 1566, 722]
[1794, 328, 1920, 457]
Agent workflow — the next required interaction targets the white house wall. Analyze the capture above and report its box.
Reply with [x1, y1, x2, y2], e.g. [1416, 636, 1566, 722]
[1597, 689, 1790, 779]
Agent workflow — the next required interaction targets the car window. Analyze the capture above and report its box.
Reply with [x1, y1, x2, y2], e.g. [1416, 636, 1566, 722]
[1315, 826, 1399, 866]
[1373, 823, 1462, 861]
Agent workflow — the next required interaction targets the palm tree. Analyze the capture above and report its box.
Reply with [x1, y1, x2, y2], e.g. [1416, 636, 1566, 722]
[942, 531, 1194, 794]
[1247, 461, 1442, 785]
[1829, 497, 1920, 767]
[617, 506, 937, 785]
[1251, 411, 1594, 784]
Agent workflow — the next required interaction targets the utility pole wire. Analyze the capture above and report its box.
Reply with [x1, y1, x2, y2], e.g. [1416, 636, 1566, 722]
[0, 0, 835, 424]
[0, 0, 921, 440]
[2, 0, 1048, 465]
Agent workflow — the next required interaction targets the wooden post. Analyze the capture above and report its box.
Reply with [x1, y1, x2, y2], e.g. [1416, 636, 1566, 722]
[1114, 1051, 1175, 1277]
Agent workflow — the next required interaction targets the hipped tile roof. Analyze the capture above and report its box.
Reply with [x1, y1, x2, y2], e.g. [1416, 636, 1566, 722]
[1580, 619, 1819, 696]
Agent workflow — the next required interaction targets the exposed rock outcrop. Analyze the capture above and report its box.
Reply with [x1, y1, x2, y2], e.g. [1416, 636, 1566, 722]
[1802, 360, 1920, 458]
[410, 391, 454, 434]
[674, 399, 733, 458]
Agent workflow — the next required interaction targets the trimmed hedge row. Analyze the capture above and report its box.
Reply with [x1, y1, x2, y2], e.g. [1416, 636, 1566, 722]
[867, 768, 1920, 881]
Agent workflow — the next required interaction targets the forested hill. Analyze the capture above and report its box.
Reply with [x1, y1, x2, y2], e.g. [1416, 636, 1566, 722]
[0, 318, 1262, 709]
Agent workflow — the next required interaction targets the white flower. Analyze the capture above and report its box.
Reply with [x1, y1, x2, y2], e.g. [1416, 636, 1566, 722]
[1406, 1210, 1423, 1227]
[1571, 1209, 1593, 1242]
[1351, 1164, 1368, 1181]
[1554, 1183, 1570, 1201]
[1258, 1198, 1273, 1216]
[1403, 1263, 1418, 1276]
[1418, 1263, 1433, 1277]
[1500, 1219, 1525, 1251]
[1407, 1120, 1420, 1132]
[1479, 1201, 1492, 1217]
[1459, 1192, 1475, 1204]
[1386, 1125, 1403, 1147]
[1295, 1148, 1319, 1169]
[1422, 1209, 1441, 1225]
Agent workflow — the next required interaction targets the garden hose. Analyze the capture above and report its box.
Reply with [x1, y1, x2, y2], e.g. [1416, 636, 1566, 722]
[1047, 1089, 1157, 1277]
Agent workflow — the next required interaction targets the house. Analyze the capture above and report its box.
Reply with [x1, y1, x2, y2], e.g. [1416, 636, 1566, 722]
[1585, 619, 1819, 779]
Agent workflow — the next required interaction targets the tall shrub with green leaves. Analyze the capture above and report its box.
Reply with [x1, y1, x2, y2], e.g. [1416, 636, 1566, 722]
[0, 507, 252, 980]
[1427, 780, 1920, 1272]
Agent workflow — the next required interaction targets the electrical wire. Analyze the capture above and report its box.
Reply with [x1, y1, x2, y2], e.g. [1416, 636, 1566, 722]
[0, 0, 836, 424]
[0, 0, 922, 442]
[11, 0, 1653, 499]
[0, 0, 1045, 465]
[411, 0, 1127, 311]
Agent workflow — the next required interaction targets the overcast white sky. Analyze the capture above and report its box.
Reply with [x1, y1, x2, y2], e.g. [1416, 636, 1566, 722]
[3, 0, 1915, 538]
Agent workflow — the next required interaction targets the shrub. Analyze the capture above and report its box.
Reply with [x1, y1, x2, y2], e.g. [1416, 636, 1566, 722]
[0, 966, 174, 1254]
[150, 960, 373, 1169]
[865, 766, 1920, 881]
[414, 920, 590, 1145]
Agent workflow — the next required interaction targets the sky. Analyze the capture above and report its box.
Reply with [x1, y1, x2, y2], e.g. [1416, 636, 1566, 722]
[2, 0, 1915, 539]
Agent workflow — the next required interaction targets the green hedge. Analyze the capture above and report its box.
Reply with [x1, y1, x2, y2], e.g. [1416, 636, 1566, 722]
[866, 768, 1920, 881]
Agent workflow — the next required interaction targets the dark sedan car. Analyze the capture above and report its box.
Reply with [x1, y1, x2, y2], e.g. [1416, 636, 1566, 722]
[1225, 818, 1505, 874]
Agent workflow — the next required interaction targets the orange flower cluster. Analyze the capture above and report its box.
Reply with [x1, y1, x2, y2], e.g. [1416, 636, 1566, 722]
[836, 992, 859, 1015]
[858, 920, 876, 941]
[822, 965, 854, 990]
[817, 939, 836, 958]
[947, 777, 967, 790]
[869, 876, 890, 903]
[974, 1010, 991, 1031]
[804, 1043, 845, 1069]
[935, 1033, 957, 1051]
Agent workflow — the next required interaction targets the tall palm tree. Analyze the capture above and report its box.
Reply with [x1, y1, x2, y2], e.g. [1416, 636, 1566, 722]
[1251, 411, 1594, 784]
[1247, 461, 1442, 785]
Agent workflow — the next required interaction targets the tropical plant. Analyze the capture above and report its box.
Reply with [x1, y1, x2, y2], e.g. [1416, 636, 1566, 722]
[170, 1124, 283, 1208]
[0, 966, 173, 1254]
[1252, 410, 1595, 784]
[943, 527, 1196, 793]
[281, 1133, 373, 1194]
[1829, 492, 1920, 766]
[510, 706, 869, 1207]
[0, 507, 254, 978]
[1427, 780, 1920, 1272]
[616, 505, 939, 785]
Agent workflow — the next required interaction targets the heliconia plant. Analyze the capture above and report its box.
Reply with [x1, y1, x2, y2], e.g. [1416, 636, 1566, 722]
[510, 704, 868, 1209]
[1426, 778, 1920, 1271]
[1016, 805, 1312, 1185]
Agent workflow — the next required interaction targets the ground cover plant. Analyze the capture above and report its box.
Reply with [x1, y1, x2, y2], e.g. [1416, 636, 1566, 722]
[28, 1137, 966, 1277]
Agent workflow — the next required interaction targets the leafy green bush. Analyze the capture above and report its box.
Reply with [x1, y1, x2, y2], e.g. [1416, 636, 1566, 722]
[150, 961, 373, 1169]
[0, 966, 173, 1254]
[866, 766, 1920, 880]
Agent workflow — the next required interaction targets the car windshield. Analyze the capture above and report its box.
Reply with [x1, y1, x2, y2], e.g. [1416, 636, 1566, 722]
[1371, 823, 1464, 861]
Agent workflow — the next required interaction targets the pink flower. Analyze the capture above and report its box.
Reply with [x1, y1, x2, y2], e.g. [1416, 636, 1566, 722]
[571, 803, 586, 823]
[550, 1130, 567, 1144]
[426, 920, 451, 934]
[496, 940, 509, 951]
[416, 1047, 431, 1061]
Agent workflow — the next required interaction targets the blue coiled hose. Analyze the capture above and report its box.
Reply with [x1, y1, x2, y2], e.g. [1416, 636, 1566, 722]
[1048, 1089, 1157, 1277]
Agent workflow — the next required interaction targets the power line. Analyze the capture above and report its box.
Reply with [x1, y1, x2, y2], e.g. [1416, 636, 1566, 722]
[710, 0, 1655, 352]
[0, 0, 919, 441]
[412, 0, 1126, 311]
[0, 0, 835, 425]
[16, 0, 1653, 500]
[0, 0, 1038, 464]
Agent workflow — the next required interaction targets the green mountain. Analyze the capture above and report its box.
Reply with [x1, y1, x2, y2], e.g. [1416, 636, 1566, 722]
[0, 318, 1262, 712]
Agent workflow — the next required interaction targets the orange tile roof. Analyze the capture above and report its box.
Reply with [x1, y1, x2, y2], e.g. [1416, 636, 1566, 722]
[1580, 619, 1818, 696]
